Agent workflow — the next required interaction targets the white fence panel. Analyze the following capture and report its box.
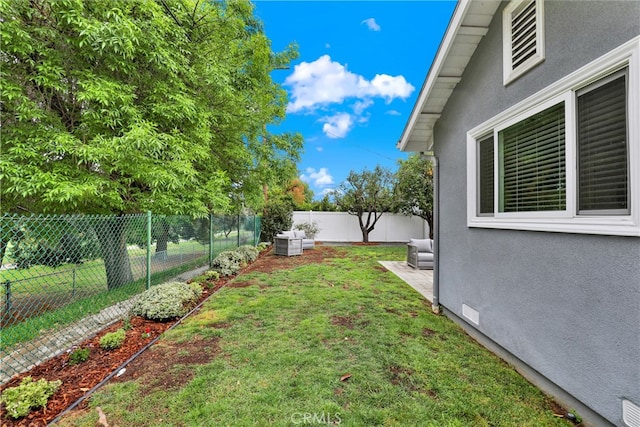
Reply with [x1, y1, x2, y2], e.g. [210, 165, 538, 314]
[291, 211, 428, 243]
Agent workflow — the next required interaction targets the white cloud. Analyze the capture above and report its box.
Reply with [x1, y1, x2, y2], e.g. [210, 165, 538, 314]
[320, 113, 353, 139]
[325, 43, 331, 49]
[300, 167, 334, 188]
[385, 109, 401, 116]
[353, 99, 373, 115]
[356, 115, 369, 124]
[316, 146, 323, 152]
[285, 55, 414, 113]
[370, 74, 415, 101]
[361, 18, 381, 31]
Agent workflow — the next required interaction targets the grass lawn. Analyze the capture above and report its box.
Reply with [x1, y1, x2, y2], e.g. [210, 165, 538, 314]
[59, 246, 571, 427]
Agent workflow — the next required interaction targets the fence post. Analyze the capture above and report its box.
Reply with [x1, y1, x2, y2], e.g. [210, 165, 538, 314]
[146, 211, 151, 290]
[72, 268, 76, 299]
[209, 213, 214, 267]
[3, 281, 10, 317]
[237, 214, 240, 247]
[254, 215, 257, 246]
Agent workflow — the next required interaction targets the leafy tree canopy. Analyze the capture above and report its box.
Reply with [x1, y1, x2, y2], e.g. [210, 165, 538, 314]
[0, 0, 302, 217]
[394, 154, 434, 238]
[306, 194, 338, 212]
[285, 177, 313, 208]
[332, 165, 395, 242]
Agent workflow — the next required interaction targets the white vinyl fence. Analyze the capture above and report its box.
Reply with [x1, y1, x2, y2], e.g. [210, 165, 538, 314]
[291, 211, 429, 243]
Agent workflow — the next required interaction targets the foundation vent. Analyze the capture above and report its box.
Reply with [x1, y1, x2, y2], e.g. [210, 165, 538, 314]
[462, 304, 479, 325]
[624, 399, 640, 427]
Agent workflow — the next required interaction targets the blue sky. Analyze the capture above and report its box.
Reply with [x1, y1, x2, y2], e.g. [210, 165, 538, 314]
[253, 1, 457, 199]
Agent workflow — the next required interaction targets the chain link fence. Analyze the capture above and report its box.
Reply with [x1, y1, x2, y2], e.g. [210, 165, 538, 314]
[0, 212, 260, 384]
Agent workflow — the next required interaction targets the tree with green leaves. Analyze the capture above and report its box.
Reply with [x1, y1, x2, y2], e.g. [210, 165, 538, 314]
[260, 194, 294, 243]
[332, 165, 395, 243]
[394, 154, 434, 239]
[305, 194, 338, 212]
[0, 0, 302, 288]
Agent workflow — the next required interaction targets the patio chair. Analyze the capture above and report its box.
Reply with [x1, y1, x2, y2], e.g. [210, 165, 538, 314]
[276, 230, 315, 250]
[274, 230, 313, 256]
[406, 238, 434, 270]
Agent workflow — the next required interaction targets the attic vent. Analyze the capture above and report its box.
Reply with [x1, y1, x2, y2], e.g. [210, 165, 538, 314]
[623, 399, 640, 427]
[511, 0, 537, 68]
[503, 0, 545, 85]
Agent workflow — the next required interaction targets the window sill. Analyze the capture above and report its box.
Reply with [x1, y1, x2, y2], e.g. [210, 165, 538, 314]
[467, 216, 640, 237]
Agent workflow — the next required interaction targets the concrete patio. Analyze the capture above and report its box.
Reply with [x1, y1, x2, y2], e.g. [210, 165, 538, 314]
[379, 261, 433, 303]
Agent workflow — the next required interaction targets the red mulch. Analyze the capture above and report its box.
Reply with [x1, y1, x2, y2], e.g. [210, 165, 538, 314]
[0, 245, 340, 426]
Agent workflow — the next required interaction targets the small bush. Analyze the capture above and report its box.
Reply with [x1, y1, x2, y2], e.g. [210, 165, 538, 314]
[204, 270, 220, 281]
[260, 197, 294, 243]
[100, 329, 126, 350]
[294, 221, 320, 239]
[0, 376, 62, 419]
[130, 281, 203, 321]
[236, 245, 259, 263]
[69, 348, 90, 365]
[122, 316, 133, 330]
[257, 242, 269, 252]
[211, 250, 244, 276]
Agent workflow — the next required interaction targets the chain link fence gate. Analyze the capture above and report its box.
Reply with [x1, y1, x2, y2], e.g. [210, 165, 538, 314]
[0, 212, 260, 384]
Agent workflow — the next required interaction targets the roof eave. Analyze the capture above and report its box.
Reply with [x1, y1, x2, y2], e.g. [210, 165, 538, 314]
[397, 0, 500, 153]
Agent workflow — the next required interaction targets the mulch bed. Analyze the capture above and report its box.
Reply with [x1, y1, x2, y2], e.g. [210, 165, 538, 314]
[0, 245, 340, 426]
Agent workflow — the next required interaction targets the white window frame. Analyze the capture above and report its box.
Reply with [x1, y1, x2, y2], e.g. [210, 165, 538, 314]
[503, 0, 545, 85]
[467, 37, 640, 237]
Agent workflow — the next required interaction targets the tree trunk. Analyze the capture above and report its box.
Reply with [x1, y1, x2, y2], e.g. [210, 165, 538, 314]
[95, 218, 134, 290]
[156, 220, 170, 253]
[357, 212, 370, 243]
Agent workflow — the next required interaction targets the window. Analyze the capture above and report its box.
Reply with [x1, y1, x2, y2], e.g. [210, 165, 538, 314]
[503, 0, 545, 85]
[577, 71, 629, 214]
[467, 38, 639, 236]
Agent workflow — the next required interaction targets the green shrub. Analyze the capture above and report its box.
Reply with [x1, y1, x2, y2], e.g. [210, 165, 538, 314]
[211, 250, 244, 276]
[260, 196, 294, 243]
[130, 281, 202, 321]
[69, 348, 90, 365]
[0, 376, 62, 419]
[257, 242, 269, 252]
[100, 328, 126, 350]
[236, 245, 259, 263]
[293, 221, 320, 239]
[204, 270, 220, 281]
[122, 316, 133, 330]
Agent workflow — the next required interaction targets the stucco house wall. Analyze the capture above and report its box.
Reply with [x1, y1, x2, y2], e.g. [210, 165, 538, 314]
[433, 1, 640, 426]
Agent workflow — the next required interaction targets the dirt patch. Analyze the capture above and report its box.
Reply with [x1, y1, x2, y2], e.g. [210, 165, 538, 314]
[111, 336, 221, 394]
[241, 245, 341, 274]
[331, 316, 356, 330]
[227, 280, 258, 288]
[422, 328, 436, 337]
[388, 365, 415, 387]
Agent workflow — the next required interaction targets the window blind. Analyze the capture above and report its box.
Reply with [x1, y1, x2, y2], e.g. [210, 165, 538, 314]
[499, 103, 566, 212]
[478, 136, 494, 214]
[577, 71, 628, 213]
